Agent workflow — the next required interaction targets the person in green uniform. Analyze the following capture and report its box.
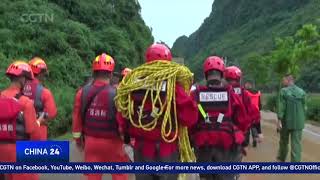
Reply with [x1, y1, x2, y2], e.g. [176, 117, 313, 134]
[277, 74, 306, 162]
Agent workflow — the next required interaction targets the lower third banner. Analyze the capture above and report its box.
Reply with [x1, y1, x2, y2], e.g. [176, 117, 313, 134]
[16, 141, 69, 162]
[0, 162, 320, 174]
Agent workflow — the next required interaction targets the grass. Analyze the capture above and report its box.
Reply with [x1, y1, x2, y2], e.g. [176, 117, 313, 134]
[263, 92, 320, 123]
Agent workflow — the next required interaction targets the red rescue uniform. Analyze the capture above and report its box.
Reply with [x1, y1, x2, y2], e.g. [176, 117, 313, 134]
[72, 80, 128, 180]
[117, 83, 198, 159]
[233, 86, 261, 131]
[190, 85, 249, 180]
[0, 84, 41, 180]
[23, 78, 57, 140]
[246, 90, 262, 137]
[190, 85, 249, 149]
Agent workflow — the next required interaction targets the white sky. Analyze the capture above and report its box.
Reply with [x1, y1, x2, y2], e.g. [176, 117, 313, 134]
[139, 0, 214, 47]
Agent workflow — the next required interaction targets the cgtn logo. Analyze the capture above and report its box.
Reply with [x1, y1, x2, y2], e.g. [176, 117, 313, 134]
[24, 145, 61, 156]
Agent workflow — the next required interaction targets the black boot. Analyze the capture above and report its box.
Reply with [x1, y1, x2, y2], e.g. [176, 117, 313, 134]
[252, 140, 257, 148]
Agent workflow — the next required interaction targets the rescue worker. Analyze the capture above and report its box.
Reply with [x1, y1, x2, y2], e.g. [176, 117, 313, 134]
[0, 61, 41, 180]
[244, 81, 263, 147]
[116, 43, 198, 180]
[224, 66, 261, 152]
[190, 56, 250, 180]
[72, 53, 128, 180]
[23, 57, 57, 140]
[277, 74, 306, 162]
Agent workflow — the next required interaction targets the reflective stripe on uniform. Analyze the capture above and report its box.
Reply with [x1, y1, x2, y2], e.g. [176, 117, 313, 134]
[72, 132, 82, 138]
[197, 104, 207, 119]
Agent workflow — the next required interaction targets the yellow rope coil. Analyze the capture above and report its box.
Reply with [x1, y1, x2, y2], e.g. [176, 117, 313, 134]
[115, 61, 196, 165]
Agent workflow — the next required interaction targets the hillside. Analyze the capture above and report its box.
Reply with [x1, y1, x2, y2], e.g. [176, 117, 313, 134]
[0, 0, 153, 136]
[172, 0, 320, 81]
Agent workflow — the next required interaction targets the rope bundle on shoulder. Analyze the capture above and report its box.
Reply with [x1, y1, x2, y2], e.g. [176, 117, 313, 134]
[115, 60, 196, 164]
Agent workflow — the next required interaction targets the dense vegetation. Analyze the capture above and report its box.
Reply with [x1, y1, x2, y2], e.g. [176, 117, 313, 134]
[264, 93, 320, 122]
[172, 0, 320, 92]
[172, 0, 320, 121]
[0, 0, 153, 137]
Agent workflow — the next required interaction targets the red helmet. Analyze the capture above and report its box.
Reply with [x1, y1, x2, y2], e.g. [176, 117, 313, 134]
[92, 53, 115, 72]
[145, 43, 172, 63]
[29, 57, 48, 75]
[224, 66, 242, 80]
[121, 68, 132, 77]
[6, 61, 34, 80]
[203, 56, 225, 74]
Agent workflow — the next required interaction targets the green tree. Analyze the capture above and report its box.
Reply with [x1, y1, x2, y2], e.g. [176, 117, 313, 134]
[271, 24, 320, 78]
[241, 53, 270, 87]
[0, 0, 153, 137]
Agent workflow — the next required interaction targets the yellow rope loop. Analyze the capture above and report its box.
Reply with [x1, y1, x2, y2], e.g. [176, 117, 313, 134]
[115, 60, 195, 167]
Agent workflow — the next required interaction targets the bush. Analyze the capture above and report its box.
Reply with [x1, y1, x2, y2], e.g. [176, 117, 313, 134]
[264, 93, 320, 122]
[0, 0, 153, 138]
[47, 85, 75, 137]
[263, 93, 278, 112]
[306, 95, 320, 122]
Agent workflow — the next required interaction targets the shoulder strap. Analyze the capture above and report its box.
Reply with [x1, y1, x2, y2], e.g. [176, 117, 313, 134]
[35, 84, 44, 111]
[107, 86, 117, 121]
[81, 84, 108, 120]
[81, 83, 92, 119]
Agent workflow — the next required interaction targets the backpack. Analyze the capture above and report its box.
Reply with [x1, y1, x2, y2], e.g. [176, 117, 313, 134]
[34, 84, 44, 112]
[0, 93, 22, 141]
[23, 82, 44, 113]
[80, 83, 116, 121]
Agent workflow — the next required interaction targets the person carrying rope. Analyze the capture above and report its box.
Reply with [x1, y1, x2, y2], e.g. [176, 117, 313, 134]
[115, 43, 198, 180]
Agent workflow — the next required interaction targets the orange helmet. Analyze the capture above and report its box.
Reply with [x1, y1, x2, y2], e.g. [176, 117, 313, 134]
[92, 53, 115, 72]
[6, 61, 34, 80]
[121, 68, 132, 77]
[29, 57, 48, 75]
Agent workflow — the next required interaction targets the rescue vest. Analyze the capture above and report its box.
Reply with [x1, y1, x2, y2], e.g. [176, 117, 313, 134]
[193, 86, 243, 149]
[246, 90, 261, 111]
[0, 93, 29, 142]
[81, 83, 118, 138]
[233, 86, 260, 126]
[233, 86, 250, 113]
[130, 81, 175, 140]
[23, 81, 44, 113]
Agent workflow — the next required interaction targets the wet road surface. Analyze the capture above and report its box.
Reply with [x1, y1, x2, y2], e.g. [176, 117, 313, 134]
[240, 111, 320, 180]
[41, 111, 320, 180]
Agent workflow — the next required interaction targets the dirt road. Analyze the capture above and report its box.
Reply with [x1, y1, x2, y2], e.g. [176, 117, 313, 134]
[41, 111, 320, 180]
